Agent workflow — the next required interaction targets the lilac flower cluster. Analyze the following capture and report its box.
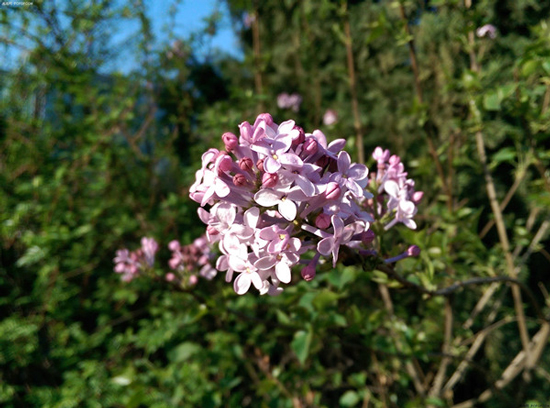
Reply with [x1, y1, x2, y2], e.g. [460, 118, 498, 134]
[476, 24, 497, 39]
[113, 237, 158, 282]
[166, 236, 217, 286]
[190, 113, 380, 295]
[277, 93, 302, 112]
[367, 147, 423, 231]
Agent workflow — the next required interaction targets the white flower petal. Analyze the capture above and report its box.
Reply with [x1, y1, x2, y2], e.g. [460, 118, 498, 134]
[254, 189, 282, 207]
[278, 199, 297, 221]
[275, 262, 291, 284]
[234, 273, 251, 295]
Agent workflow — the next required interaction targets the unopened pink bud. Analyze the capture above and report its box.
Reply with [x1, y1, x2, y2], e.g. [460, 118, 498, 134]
[407, 245, 421, 257]
[254, 113, 274, 127]
[166, 272, 176, 282]
[189, 275, 198, 286]
[315, 213, 331, 229]
[301, 265, 316, 281]
[362, 229, 376, 244]
[292, 125, 305, 146]
[222, 132, 238, 151]
[389, 155, 401, 166]
[262, 172, 278, 188]
[303, 137, 318, 155]
[217, 153, 233, 174]
[316, 155, 330, 168]
[168, 240, 180, 251]
[207, 225, 219, 236]
[239, 157, 254, 172]
[412, 191, 424, 203]
[169, 257, 181, 270]
[256, 159, 265, 172]
[233, 173, 247, 187]
[325, 182, 341, 200]
[114, 263, 126, 273]
[239, 122, 253, 142]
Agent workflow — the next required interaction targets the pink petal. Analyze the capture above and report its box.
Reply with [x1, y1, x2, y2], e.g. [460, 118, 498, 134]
[337, 151, 351, 174]
[383, 180, 400, 198]
[255, 255, 277, 270]
[276, 262, 291, 284]
[317, 237, 334, 256]
[278, 199, 297, 221]
[254, 189, 282, 207]
[234, 273, 251, 295]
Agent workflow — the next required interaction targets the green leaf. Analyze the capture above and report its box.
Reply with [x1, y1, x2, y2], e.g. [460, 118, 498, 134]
[291, 329, 312, 365]
[169, 342, 201, 363]
[483, 91, 501, 111]
[340, 390, 360, 407]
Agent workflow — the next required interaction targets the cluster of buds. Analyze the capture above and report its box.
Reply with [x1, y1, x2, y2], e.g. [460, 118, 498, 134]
[189, 113, 421, 296]
[166, 236, 217, 287]
[113, 237, 158, 282]
[366, 147, 423, 231]
[277, 93, 302, 112]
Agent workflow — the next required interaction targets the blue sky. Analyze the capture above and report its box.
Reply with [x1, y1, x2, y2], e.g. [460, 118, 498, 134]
[111, 0, 243, 72]
[1, 0, 243, 72]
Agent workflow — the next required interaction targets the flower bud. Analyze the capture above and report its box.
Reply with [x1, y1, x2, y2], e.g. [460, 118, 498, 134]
[389, 155, 401, 166]
[315, 213, 331, 229]
[262, 172, 278, 188]
[316, 155, 330, 168]
[166, 272, 176, 282]
[189, 275, 198, 286]
[254, 113, 274, 128]
[239, 157, 254, 172]
[256, 159, 265, 172]
[207, 225, 219, 236]
[169, 257, 181, 270]
[222, 132, 238, 151]
[168, 240, 180, 251]
[217, 152, 233, 174]
[361, 229, 376, 245]
[412, 191, 424, 203]
[239, 122, 253, 142]
[301, 264, 316, 282]
[233, 173, 247, 187]
[303, 137, 318, 155]
[291, 125, 305, 146]
[325, 182, 341, 200]
[407, 245, 421, 257]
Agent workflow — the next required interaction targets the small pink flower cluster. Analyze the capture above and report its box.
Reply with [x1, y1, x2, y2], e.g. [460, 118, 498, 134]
[277, 93, 302, 112]
[367, 147, 423, 231]
[113, 237, 158, 282]
[190, 113, 378, 295]
[166, 236, 217, 286]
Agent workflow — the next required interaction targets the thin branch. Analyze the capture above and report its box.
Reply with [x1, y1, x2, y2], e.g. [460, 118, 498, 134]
[479, 163, 528, 239]
[463, 0, 531, 361]
[429, 297, 453, 398]
[450, 321, 550, 408]
[375, 264, 545, 321]
[397, 2, 453, 211]
[343, 2, 364, 164]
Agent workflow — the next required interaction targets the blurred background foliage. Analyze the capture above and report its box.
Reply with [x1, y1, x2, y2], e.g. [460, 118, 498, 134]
[1, 0, 550, 407]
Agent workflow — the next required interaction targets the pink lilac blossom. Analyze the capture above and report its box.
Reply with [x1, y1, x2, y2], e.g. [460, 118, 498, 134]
[277, 93, 302, 112]
[365, 147, 423, 231]
[115, 117, 422, 295]
[476, 24, 497, 39]
[190, 113, 377, 295]
[113, 237, 159, 282]
[323, 109, 338, 126]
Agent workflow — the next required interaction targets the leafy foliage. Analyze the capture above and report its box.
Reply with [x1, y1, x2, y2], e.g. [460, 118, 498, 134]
[1, 0, 550, 407]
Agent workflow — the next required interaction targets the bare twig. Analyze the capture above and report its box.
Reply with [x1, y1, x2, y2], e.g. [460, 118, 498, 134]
[463, 0, 531, 362]
[429, 297, 453, 398]
[343, 2, 364, 164]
